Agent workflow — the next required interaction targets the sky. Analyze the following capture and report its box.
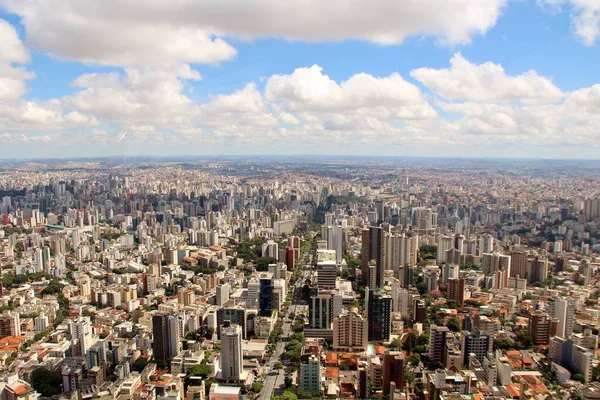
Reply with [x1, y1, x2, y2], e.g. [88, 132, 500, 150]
[0, 0, 600, 159]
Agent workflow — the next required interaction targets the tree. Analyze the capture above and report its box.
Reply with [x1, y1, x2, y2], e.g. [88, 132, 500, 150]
[31, 368, 62, 396]
[273, 391, 297, 400]
[255, 257, 278, 271]
[133, 358, 148, 372]
[572, 373, 585, 383]
[446, 300, 460, 309]
[187, 364, 211, 379]
[447, 316, 462, 332]
[251, 383, 264, 393]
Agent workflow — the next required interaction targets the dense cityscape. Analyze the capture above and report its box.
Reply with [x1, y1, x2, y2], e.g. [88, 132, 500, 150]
[0, 157, 599, 400]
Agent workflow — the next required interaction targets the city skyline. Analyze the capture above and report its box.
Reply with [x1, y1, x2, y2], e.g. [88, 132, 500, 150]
[1, 1, 600, 158]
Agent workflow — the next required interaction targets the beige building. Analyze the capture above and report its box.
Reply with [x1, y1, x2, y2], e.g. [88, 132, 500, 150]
[332, 309, 368, 352]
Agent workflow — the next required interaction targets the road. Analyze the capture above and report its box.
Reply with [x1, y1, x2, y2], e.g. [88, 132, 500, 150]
[258, 236, 315, 400]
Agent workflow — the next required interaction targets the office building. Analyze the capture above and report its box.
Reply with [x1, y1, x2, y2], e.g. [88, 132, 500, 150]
[258, 273, 274, 317]
[153, 314, 180, 366]
[367, 290, 392, 342]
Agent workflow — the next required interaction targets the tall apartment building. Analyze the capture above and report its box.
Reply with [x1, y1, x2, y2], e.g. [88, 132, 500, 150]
[527, 257, 549, 284]
[447, 278, 466, 308]
[437, 234, 454, 264]
[299, 355, 322, 393]
[429, 326, 450, 365]
[333, 309, 368, 351]
[0, 311, 20, 337]
[509, 250, 528, 278]
[461, 330, 493, 365]
[220, 322, 243, 381]
[528, 311, 556, 345]
[550, 337, 593, 383]
[382, 351, 405, 396]
[548, 297, 575, 339]
[482, 253, 511, 285]
[361, 226, 385, 289]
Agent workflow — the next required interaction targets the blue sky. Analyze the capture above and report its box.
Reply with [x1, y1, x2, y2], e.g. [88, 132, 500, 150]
[0, 0, 599, 158]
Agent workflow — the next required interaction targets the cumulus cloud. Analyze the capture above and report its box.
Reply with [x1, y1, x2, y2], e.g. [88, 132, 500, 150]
[0, 19, 35, 100]
[541, 0, 600, 45]
[265, 65, 437, 120]
[411, 53, 564, 104]
[2, 0, 505, 67]
[68, 67, 201, 123]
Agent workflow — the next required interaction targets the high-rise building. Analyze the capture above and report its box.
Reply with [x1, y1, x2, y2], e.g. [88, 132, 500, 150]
[35, 312, 49, 332]
[217, 307, 247, 339]
[528, 311, 556, 346]
[437, 235, 454, 264]
[299, 355, 322, 393]
[482, 252, 511, 287]
[309, 292, 332, 330]
[382, 351, 405, 396]
[68, 316, 96, 357]
[367, 290, 392, 342]
[527, 257, 549, 284]
[509, 250, 527, 278]
[258, 272, 274, 317]
[216, 283, 231, 306]
[246, 277, 259, 308]
[385, 233, 415, 276]
[361, 226, 385, 289]
[0, 311, 20, 337]
[550, 337, 593, 383]
[220, 322, 243, 381]
[327, 225, 344, 265]
[447, 278, 466, 308]
[152, 314, 180, 366]
[333, 309, 368, 351]
[429, 326, 449, 365]
[316, 262, 337, 290]
[548, 297, 575, 339]
[461, 330, 493, 365]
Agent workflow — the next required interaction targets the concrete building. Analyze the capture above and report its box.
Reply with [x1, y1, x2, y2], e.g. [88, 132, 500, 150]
[333, 309, 368, 351]
[220, 322, 243, 381]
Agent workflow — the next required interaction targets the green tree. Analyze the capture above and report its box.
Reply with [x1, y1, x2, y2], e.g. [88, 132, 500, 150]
[447, 316, 462, 332]
[572, 373, 585, 383]
[31, 368, 62, 396]
[187, 364, 211, 379]
[133, 358, 148, 372]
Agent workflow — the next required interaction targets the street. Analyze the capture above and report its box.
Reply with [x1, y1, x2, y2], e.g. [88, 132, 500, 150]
[258, 236, 315, 400]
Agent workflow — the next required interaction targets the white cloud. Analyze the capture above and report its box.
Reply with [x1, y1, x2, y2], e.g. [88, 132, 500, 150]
[0, 19, 34, 100]
[540, 0, 600, 45]
[0, 19, 29, 63]
[411, 53, 563, 104]
[265, 65, 436, 119]
[2, 0, 505, 67]
[68, 67, 201, 123]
